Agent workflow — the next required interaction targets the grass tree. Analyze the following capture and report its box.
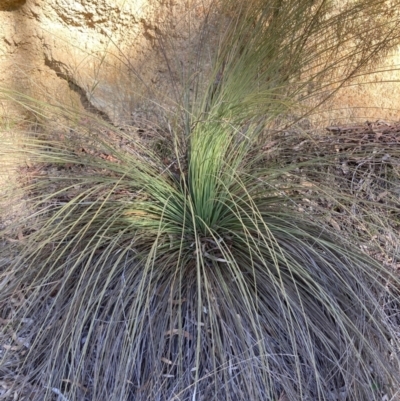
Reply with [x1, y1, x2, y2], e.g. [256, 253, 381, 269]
[1, 0, 400, 400]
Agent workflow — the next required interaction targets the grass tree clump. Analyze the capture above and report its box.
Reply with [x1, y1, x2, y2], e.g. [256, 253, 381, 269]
[1, 0, 400, 400]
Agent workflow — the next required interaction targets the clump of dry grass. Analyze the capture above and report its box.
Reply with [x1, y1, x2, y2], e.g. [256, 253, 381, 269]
[2, 1, 400, 400]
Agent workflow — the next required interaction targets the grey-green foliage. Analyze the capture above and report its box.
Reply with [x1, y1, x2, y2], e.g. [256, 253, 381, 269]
[1, 0, 400, 400]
